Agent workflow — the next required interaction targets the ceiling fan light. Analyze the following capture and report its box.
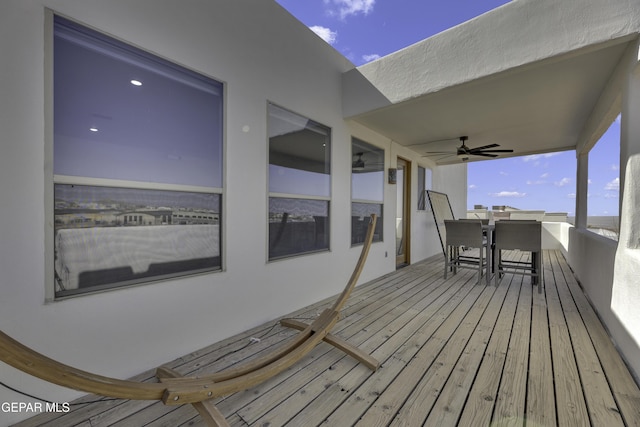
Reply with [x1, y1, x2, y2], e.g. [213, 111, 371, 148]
[352, 159, 365, 170]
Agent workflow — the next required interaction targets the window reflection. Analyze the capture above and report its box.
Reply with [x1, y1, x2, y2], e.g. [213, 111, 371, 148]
[268, 104, 331, 197]
[268, 198, 330, 259]
[351, 138, 384, 245]
[268, 104, 331, 260]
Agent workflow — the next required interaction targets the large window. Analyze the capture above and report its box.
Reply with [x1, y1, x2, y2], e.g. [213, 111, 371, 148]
[52, 16, 223, 297]
[351, 138, 384, 244]
[417, 166, 433, 210]
[268, 104, 331, 259]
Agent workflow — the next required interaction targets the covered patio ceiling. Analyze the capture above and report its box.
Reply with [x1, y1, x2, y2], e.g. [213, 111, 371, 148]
[349, 39, 631, 165]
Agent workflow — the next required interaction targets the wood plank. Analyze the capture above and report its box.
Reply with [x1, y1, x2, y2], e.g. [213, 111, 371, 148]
[557, 251, 640, 427]
[350, 275, 488, 426]
[320, 270, 481, 426]
[550, 250, 627, 426]
[242, 262, 468, 425]
[456, 263, 524, 427]
[491, 260, 532, 426]
[278, 267, 476, 427]
[227, 266, 448, 424]
[545, 250, 590, 427]
[526, 250, 556, 426]
[422, 264, 515, 427]
[387, 286, 501, 426]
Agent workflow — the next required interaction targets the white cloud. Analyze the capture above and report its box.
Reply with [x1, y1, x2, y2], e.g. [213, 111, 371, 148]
[604, 177, 619, 191]
[554, 177, 571, 187]
[567, 193, 576, 199]
[522, 153, 561, 162]
[527, 173, 549, 185]
[325, 0, 375, 19]
[489, 191, 527, 198]
[362, 53, 381, 62]
[610, 164, 619, 171]
[468, 184, 477, 189]
[309, 26, 338, 45]
[499, 171, 508, 176]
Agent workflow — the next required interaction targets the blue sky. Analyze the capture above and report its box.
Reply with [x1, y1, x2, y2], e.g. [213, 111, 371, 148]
[275, 0, 621, 216]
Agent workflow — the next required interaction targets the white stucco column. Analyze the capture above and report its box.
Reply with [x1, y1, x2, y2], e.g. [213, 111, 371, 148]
[574, 152, 589, 229]
[620, 38, 640, 212]
[610, 37, 640, 381]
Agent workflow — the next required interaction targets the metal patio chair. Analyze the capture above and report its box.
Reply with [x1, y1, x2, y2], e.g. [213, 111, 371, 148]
[494, 220, 543, 292]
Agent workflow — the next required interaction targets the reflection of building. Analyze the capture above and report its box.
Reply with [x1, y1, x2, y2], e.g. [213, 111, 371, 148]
[172, 212, 219, 225]
[55, 209, 220, 228]
[117, 211, 172, 226]
[55, 210, 120, 228]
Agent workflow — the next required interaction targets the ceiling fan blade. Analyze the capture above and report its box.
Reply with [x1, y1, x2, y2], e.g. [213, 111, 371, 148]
[469, 144, 499, 151]
[469, 149, 514, 153]
[473, 153, 499, 158]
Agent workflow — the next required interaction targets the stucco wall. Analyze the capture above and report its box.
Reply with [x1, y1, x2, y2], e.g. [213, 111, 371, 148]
[0, 2, 464, 424]
[348, 0, 640, 113]
[566, 229, 640, 380]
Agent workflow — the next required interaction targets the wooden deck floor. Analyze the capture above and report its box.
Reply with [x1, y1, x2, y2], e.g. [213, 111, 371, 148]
[16, 250, 640, 427]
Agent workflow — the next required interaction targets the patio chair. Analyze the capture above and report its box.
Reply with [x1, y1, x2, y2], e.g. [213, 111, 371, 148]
[494, 220, 543, 292]
[444, 219, 487, 284]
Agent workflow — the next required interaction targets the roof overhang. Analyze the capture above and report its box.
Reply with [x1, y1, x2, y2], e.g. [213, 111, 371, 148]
[343, 0, 640, 165]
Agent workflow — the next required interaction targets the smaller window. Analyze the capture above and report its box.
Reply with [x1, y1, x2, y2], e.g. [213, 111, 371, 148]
[417, 166, 433, 210]
[351, 138, 384, 245]
[268, 103, 331, 260]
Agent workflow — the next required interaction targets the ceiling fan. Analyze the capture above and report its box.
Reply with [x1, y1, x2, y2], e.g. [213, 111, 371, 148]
[423, 136, 514, 162]
[352, 152, 366, 170]
[352, 152, 384, 172]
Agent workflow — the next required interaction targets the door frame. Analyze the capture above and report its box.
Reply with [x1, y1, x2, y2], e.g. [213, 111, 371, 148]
[396, 157, 411, 268]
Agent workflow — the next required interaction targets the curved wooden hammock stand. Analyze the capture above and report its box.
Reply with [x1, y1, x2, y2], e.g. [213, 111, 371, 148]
[0, 215, 379, 427]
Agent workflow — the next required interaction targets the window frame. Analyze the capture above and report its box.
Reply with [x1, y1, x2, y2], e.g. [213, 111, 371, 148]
[351, 137, 384, 246]
[417, 165, 433, 211]
[267, 102, 332, 261]
[46, 13, 225, 300]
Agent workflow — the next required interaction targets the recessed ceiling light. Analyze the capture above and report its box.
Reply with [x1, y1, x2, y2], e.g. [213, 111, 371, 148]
[89, 127, 98, 132]
[130, 79, 142, 86]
